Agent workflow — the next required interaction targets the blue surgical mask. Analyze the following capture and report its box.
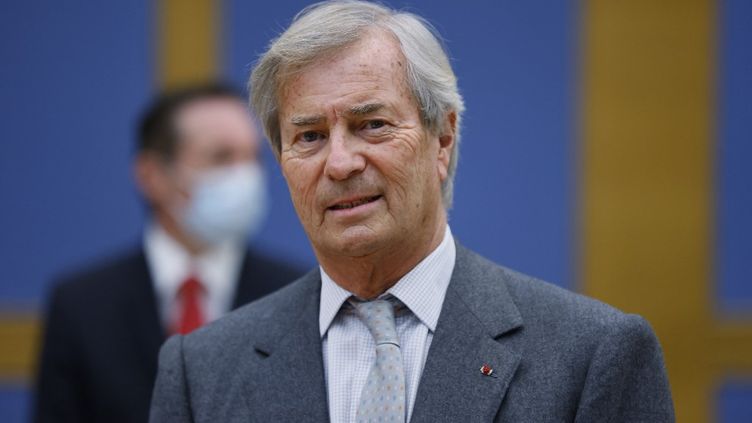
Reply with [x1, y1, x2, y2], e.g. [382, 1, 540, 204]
[181, 162, 267, 245]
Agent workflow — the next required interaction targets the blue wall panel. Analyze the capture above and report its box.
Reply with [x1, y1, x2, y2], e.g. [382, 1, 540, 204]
[718, 0, 752, 311]
[0, 1, 152, 305]
[719, 382, 752, 423]
[0, 385, 29, 423]
[718, 1, 752, 421]
[224, 0, 577, 287]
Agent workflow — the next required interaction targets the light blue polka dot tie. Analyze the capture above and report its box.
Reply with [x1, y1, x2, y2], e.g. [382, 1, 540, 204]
[353, 298, 406, 423]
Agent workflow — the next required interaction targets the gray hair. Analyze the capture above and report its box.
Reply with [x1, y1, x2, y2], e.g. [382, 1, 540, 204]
[250, 0, 464, 208]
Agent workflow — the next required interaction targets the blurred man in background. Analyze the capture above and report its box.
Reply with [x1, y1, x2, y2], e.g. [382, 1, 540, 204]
[33, 84, 302, 423]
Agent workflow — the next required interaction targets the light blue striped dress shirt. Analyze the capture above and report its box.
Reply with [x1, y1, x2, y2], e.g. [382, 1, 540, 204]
[319, 226, 456, 422]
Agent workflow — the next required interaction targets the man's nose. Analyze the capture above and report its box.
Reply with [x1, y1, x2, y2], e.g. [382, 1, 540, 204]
[324, 129, 366, 181]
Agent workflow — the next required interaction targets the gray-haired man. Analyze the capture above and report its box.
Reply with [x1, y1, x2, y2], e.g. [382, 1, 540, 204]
[150, 1, 674, 421]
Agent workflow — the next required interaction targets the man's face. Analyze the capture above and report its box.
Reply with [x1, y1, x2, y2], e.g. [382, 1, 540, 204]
[147, 97, 261, 211]
[277, 30, 453, 259]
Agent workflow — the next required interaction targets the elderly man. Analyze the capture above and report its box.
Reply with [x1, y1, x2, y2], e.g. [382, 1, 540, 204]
[150, 2, 674, 422]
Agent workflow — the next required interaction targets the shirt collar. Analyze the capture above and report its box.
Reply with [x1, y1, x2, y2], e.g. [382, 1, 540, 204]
[319, 272, 355, 338]
[144, 222, 244, 313]
[319, 226, 456, 337]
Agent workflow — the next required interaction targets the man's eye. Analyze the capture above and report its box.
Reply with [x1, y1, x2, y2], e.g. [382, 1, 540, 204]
[301, 131, 323, 142]
[366, 120, 386, 130]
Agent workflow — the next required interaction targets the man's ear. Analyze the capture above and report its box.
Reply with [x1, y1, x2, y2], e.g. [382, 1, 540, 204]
[436, 111, 457, 182]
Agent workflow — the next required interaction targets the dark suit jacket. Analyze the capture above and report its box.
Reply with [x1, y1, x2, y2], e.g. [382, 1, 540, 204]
[149, 244, 675, 422]
[33, 247, 303, 423]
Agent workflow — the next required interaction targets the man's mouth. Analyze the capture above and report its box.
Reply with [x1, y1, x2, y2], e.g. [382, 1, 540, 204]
[328, 195, 382, 210]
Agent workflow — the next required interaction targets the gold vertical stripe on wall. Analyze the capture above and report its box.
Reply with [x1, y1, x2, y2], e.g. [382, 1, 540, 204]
[158, 0, 219, 89]
[0, 312, 39, 382]
[582, 0, 752, 421]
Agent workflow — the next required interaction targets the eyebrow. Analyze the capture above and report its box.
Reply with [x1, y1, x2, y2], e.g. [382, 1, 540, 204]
[289, 102, 384, 126]
[290, 115, 325, 126]
[348, 102, 384, 116]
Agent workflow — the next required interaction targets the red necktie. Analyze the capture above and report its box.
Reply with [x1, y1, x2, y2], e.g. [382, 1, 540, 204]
[175, 275, 205, 335]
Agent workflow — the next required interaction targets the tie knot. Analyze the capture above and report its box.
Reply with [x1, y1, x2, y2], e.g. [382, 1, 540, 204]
[352, 298, 399, 346]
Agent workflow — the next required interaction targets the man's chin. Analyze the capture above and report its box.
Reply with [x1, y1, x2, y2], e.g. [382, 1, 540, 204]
[321, 226, 386, 258]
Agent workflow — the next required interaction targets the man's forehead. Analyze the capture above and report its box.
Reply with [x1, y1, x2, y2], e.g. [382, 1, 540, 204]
[174, 99, 257, 146]
[277, 37, 410, 117]
[176, 97, 248, 126]
[280, 31, 405, 88]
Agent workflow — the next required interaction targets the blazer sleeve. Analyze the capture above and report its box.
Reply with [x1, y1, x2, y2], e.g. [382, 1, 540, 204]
[574, 314, 675, 422]
[33, 283, 86, 423]
[150, 335, 193, 423]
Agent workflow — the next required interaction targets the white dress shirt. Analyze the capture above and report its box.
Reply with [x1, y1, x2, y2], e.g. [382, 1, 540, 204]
[143, 223, 244, 331]
[320, 226, 456, 422]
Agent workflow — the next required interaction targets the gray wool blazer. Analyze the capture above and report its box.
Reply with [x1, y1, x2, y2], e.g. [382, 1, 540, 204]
[150, 244, 675, 422]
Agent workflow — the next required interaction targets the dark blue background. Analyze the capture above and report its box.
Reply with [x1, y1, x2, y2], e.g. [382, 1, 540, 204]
[0, 1, 152, 306]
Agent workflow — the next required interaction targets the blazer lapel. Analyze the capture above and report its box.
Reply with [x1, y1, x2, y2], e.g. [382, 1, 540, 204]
[241, 271, 330, 421]
[411, 245, 524, 422]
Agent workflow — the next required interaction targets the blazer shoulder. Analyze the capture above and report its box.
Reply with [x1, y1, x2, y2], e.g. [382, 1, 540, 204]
[506, 269, 627, 325]
[233, 249, 309, 306]
[49, 248, 148, 303]
[244, 248, 307, 281]
[457, 246, 645, 341]
[452, 246, 673, 420]
[508, 269, 663, 361]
